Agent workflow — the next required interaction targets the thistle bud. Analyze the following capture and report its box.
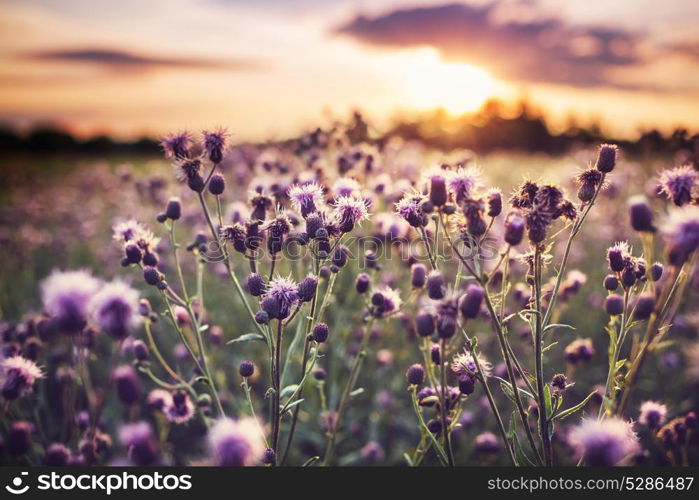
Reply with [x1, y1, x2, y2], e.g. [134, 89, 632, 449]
[244, 273, 266, 297]
[208, 173, 226, 195]
[312, 323, 329, 343]
[411, 263, 427, 288]
[429, 176, 448, 207]
[426, 271, 446, 300]
[406, 363, 425, 385]
[239, 360, 255, 378]
[460, 285, 484, 319]
[595, 144, 618, 173]
[628, 196, 655, 232]
[355, 273, 370, 294]
[415, 312, 435, 337]
[634, 294, 655, 320]
[603, 274, 619, 291]
[604, 294, 624, 316]
[165, 197, 182, 220]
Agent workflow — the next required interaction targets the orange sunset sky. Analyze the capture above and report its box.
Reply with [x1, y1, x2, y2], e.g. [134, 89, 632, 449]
[1, 0, 698, 140]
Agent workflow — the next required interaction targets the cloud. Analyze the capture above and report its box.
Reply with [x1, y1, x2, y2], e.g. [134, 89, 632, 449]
[336, 2, 643, 88]
[25, 48, 263, 72]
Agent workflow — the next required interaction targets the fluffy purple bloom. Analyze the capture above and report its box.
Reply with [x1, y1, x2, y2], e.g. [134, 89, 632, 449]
[89, 281, 140, 340]
[165, 390, 195, 424]
[265, 276, 299, 320]
[288, 183, 325, 217]
[448, 166, 483, 204]
[203, 128, 228, 164]
[569, 417, 640, 466]
[475, 431, 500, 453]
[119, 421, 160, 466]
[658, 165, 698, 206]
[639, 401, 667, 429]
[451, 350, 491, 382]
[114, 365, 141, 406]
[395, 193, 426, 227]
[41, 270, 101, 334]
[628, 195, 655, 232]
[371, 286, 402, 318]
[332, 177, 361, 198]
[662, 206, 699, 266]
[334, 196, 369, 232]
[1, 356, 44, 400]
[161, 132, 191, 159]
[207, 418, 265, 466]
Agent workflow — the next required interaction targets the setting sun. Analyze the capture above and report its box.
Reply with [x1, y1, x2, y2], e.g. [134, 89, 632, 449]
[399, 47, 499, 114]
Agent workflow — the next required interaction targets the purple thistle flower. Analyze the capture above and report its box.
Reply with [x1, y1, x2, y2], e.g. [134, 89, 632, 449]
[161, 132, 191, 159]
[297, 274, 319, 302]
[451, 350, 491, 382]
[332, 177, 361, 198]
[334, 195, 369, 233]
[639, 401, 667, 430]
[265, 276, 299, 320]
[41, 270, 101, 335]
[628, 195, 655, 232]
[448, 166, 483, 204]
[119, 421, 160, 466]
[607, 241, 630, 272]
[207, 418, 265, 466]
[89, 281, 140, 340]
[504, 210, 525, 246]
[203, 128, 228, 164]
[658, 165, 698, 207]
[371, 286, 402, 318]
[1, 355, 44, 400]
[114, 365, 141, 406]
[165, 390, 195, 425]
[395, 192, 427, 228]
[595, 144, 618, 173]
[406, 363, 425, 385]
[662, 206, 699, 266]
[475, 431, 500, 453]
[173, 158, 202, 182]
[569, 417, 639, 466]
[288, 183, 325, 217]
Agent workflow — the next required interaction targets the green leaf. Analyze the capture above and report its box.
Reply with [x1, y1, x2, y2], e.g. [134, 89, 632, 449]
[495, 377, 535, 401]
[544, 385, 552, 419]
[554, 390, 597, 421]
[227, 333, 266, 345]
[281, 398, 304, 413]
[280, 385, 299, 399]
[543, 323, 575, 333]
[542, 341, 559, 353]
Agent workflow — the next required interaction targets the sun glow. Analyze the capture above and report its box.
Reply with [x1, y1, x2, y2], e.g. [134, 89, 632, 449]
[398, 47, 500, 114]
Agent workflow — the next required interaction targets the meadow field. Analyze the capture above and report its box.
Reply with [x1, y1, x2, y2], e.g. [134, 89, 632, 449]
[1, 126, 697, 467]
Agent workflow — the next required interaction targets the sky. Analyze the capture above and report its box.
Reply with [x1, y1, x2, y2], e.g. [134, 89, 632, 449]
[0, 0, 698, 140]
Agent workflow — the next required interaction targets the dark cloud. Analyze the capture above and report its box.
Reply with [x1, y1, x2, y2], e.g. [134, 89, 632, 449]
[336, 2, 642, 88]
[25, 48, 262, 71]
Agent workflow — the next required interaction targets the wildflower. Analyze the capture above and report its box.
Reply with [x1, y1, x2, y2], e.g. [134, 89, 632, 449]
[7, 421, 32, 457]
[332, 245, 350, 268]
[164, 197, 182, 220]
[112, 219, 147, 243]
[534, 184, 564, 214]
[658, 165, 698, 206]
[650, 262, 663, 281]
[44, 443, 70, 466]
[564, 338, 595, 364]
[607, 242, 630, 272]
[426, 271, 446, 300]
[628, 195, 655, 232]
[595, 144, 618, 173]
[312, 323, 330, 343]
[474, 432, 500, 454]
[415, 311, 435, 337]
[510, 180, 539, 209]
[603, 274, 619, 291]
[41, 269, 101, 335]
[361, 442, 385, 463]
[165, 390, 195, 424]
[486, 188, 502, 217]
[525, 208, 551, 243]
[431, 344, 440, 364]
[334, 195, 369, 233]
[395, 192, 427, 228]
[298, 274, 319, 302]
[147, 389, 172, 411]
[239, 360, 255, 378]
[436, 295, 459, 338]
[265, 213, 292, 254]
[662, 205, 699, 266]
[569, 417, 639, 466]
[462, 197, 487, 236]
[203, 128, 228, 164]
[504, 210, 525, 246]
[220, 223, 247, 253]
[448, 166, 483, 204]
[288, 183, 325, 217]
[142, 266, 163, 287]
[132, 340, 149, 361]
[451, 350, 491, 381]
[639, 401, 667, 430]
[634, 293, 655, 320]
[207, 418, 266, 466]
[120, 421, 160, 466]
[459, 284, 484, 319]
[244, 273, 266, 297]
[208, 173, 226, 195]
[249, 192, 273, 221]
[1, 356, 44, 400]
[332, 177, 361, 198]
[264, 276, 299, 320]
[161, 132, 191, 159]
[406, 363, 425, 386]
[411, 263, 427, 288]
[89, 281, 140, 340]
[174, 158, 205, 192]
[604, 294, 624, 316]
[371, 286, 402, 318]
[114, 365, 141, 406]
[577, 168, 604, 202]
[355, 273, 370, 294]
[421, 167, 448, 206]
[551, 373, 572, 393]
